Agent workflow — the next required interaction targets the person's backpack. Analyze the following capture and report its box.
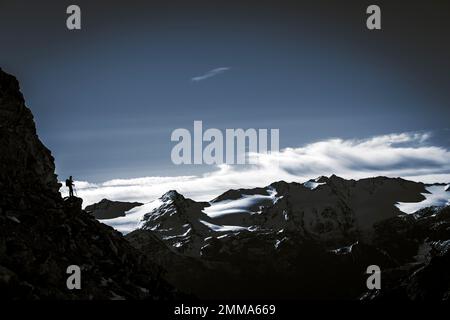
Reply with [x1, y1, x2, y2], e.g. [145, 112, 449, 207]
[65, 179, 71, 187]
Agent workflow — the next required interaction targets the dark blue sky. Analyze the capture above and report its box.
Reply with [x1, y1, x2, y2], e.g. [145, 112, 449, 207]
[1, 0, 449, 182]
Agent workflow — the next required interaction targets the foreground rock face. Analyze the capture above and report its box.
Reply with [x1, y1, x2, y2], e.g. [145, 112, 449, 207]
[0, 68, 175, 299]
[0, 69, 60, 212]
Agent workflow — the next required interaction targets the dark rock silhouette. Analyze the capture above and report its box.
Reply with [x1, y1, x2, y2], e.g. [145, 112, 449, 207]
[85, 199, 143, 220]
[0, 68, 176, 300]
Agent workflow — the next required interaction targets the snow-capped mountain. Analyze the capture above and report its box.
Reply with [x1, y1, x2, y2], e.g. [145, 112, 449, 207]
[99, 175, 449, 257]
[91, 175, 450, 300]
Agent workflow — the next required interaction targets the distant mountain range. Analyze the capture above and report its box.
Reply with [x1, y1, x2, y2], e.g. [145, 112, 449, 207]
[95, 176, 450, 300]
[97, 175, 448, 246]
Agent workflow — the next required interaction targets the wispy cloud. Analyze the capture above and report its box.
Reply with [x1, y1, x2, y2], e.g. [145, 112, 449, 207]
[191, 67, 231, 82]
[63, 132, 450, 206]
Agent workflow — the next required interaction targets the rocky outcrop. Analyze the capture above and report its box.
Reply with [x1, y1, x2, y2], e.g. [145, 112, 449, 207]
[0, 68, 176, 300]
[85, 199, 143, 220]
[0, 69, 61, 213]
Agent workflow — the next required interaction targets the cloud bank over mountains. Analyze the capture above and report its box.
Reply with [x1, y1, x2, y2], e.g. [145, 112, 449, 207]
[64, 132, 450, 206]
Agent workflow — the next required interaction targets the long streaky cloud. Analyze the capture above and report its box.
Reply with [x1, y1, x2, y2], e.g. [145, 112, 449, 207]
[62, 132, 450, 207]
[191, 67, 231, 82]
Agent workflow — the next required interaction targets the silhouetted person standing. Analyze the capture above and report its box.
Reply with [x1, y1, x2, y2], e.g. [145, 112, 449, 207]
[66, 176, 74, 197]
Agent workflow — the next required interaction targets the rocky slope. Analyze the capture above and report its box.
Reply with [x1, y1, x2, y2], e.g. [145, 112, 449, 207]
[0, 68, 175, 300]
[364, 206, 450, 300]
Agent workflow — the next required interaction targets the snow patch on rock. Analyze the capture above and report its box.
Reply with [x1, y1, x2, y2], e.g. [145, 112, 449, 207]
[199, 220, 249, 232]
[396, 185, 450, 214]
[100, 199, 163, 234]
[203, 187, 281, 218]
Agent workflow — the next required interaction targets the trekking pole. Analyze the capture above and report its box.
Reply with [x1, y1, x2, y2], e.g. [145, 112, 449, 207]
[74, 186, 77, 196]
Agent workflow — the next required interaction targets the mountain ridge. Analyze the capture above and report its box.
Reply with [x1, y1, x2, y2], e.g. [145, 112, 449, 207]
[102, 174, 439, 252]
